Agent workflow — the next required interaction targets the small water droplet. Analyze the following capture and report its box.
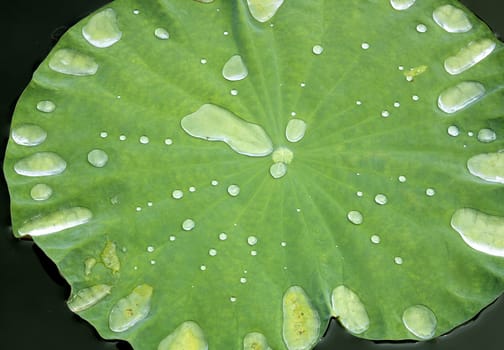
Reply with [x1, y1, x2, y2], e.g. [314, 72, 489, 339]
[347, 211, 363, 225]
[100, 131, 108, 138]
[390, 0, 416, 11]
[139, 135, 150, 144]
[30, 183, 53, 201]
[49, 49, 98, 76]
[285, 118, 307, 143]
[356, 100, 362, 105]
[247, 236, 258, 246]
[398, 175, 407, 183]
[189, 186, 196, 193]
[467, 131, 474, 137]
[270, 162, 287, 179]
[182, 219, 195, 231]
[14, 152, 66, 177]
[425, 188, 436, 197]
[412, 95, 420, 101]
[147, 246, 154, 253]
[477, 128, 496, 143]
[381, 110, 390, 118]
[200, 58, 207, 64]
[444, 39, 496, 75]
[447, 125, 460, 137]
[36, 100, 56, 113]
[82, 8, 122, 48]
[416, 24, 427, 33]
[240, 277, 247, 284]
[164, 138, 173, 145]
[227, 184, 240, 197]
[438, 81, 485, 114]
[393, 102, 400, 108]
[200, 265, 207, 271]
[361, 42, 370, 50]
[371, 235, 381, 244]
[169, 235, 176, 241]
[300, 82, 306, 87]
[230, 296, 237, 302]
[172, 190, 184, 199]
[211, 180, 219, 186]
[208, 248, 217, 256]
[281, 241, 287, 247]
[230, 89, 239, 96]
[219, 232, 228, 241]
[356, 191, 363, 197]
[87, 149, 109, 168]
[154, 27, 169, 40]
[402, 305, 437, 339]
[394, 256, 404, 265]
[250, 250, 258, 256]
[223, 31, 229, 36]
[433, 4, 472, 33]
[374, 194, 388, 205]
[12, 124, 47, 146]
[222, 55, 248, 81]
[312, 45, 324, 55]
[133, 9, 140, 15]
[119, 135, 127, 141]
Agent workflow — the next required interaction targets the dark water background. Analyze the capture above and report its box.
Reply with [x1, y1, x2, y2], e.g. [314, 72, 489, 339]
[0, 1, 502, 349]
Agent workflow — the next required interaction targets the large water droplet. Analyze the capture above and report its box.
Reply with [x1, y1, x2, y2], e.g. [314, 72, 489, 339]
[437, 81, 485, 114]
[67, 284, 112, 312]
[243, 332, 271, 350]
[181, 104, 273, 157]
[390, 0, 416, 11]
[17, 207, 92, 237]
[285, 118, 307, 143]
[477, 129, 496, 143]
[282, 286, 320, 350]
[87, 149, 109, 168]
[109, 284, 153, 333]
[12, 124, 47, 146]
[154, 27, 170, 40]
[467, 152, 504, 184]
[331, 285, 370, 334]
[14, 152, 67, 177]
[227, 184, 240, 197]
[82, 8, 122, 48]
[182, 219, 195, 231]
[49, 49, 98, 76]
[30, 184, 53, 201]
[158, 321, 207, 350]
[451, 208, 504, 257]
[433, 4, 472, 33]
[246, 0, 285, 23]
[222, 55, 248, 81]
[36, 100, 56, 113]
[402, 305, 437, 339]
[347, 210, 363, 225]
[444, 39, 496, 75]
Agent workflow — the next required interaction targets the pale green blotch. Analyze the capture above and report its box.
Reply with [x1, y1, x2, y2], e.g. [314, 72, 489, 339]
[402, 305, 437, 339]
[30, 183, 53, 201]
[181, 104, 273, 157]
[67, 284, 112, 312]
[444, 39, 496, 75]
[286, 119, 307, 143]
[243, 332, 272, 350]
[282, 286, 320, 350]
[330, 285, 370, 334]
[14, 152, 66, 177]
[84, 257, 97, 276]
[389, 0, 416, 11]
[246, 0, 285, 23]
[12, 124, 47, 146]
[451, 208, 504, 257]
[101, 240, 120, 273]
[17, 207, 92, 237]
[433, 4, 472, 33]
[272, 147, 293, 164]
[222, 55, 248, 81]
[467, 152, 504, 184]
[158, 321, 208, 350]
[87, 149, 109, 168]
[109, 284, 153, 333]
[49, 49, 98, 76]
[437, 81, 485, 114]
[404, 65, 428, 81]
[82, 8, 122, 48]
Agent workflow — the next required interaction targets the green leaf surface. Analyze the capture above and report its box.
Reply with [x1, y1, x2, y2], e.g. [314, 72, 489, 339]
[3, 0, 504, 349]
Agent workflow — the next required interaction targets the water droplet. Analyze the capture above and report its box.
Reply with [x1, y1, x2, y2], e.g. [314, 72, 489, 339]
[219, 232, 228, 241]
[36, 100, 56, 113]
[158, 321, 208, 350]
[243, 332, 271, 350]
[285, 118, 307, 143]
[222, 55, 248, 81]
[164, 138, 173, 145]
[282, 286, 320, 350]
[447, 125, 460, 137]
[17, 207, 92, 237]
[312, 45, 324, 55]
[230, 296, 237, 303]
[211, 180, 219, 186]
[169, 235, 176, 241]
[136, 206, 142, 212]
[393, 102, 401, 108]
[433, 4, 472, 33]
[374, 194, 388, 205]
[182, 219, 195, 231]
[246, 0, 285, 22]
[356, 191, 363, 197]
[109, 284, 153, 333]
[67, 284, 112, 312]
[402, 305, 437, 339]
[361, 42, 370, 50]
[250, 250, 258, 256]
[139, 135, 150, 144]
[154, 27, 170, 40]
[281, 241, 287, 247]
[451, 208, 504, 257]
[150, 260, 156, 265]
[11, 124, 47, 146]
[30, 184, 53, 201]
[444, 39, 496, 75]
[437, 81, 485, 114]
[100, 131, 108, 138]
[398, 175, 407, 183]
[467, 152, 504, 184]
[119, 135, 127, 141]
[223, 31, 229, 36]
[331, 285, 370, 334]
[87, 149, 108, 168]
[227, 184, 240, 197]
[82, 8, 122, 48]
[200, 58, 207, 64]
[412, 95, 420, 101]
[381, 110, 390, 118]
[230, 89, 239, 96]
[347, 211, 363, 225]
[147, 246, 154, 253]
[477, 128, 496, 143]
[425, 188, 436, 197]
[247, 236, 258, 246]
[371, 235, 381, 244]
[133, 9, 140, 15]
[49, 49, 98, 76]
[240, 277, 247, 284]
[172, 190, 184, 199]
[14, 152, 66, 177]
[181, 104, 273, 157]
[188, 186, 196, 193]
[208, 248, 217, 256]
[416, 24, 427, 33]
[270, 162, 287, 179]
[394, 256, 404, 265]
[300, 82, 306, 87]
[200, 265, 207, 271]
[356, 100, 362, 105]
[390, 0, 416, 11]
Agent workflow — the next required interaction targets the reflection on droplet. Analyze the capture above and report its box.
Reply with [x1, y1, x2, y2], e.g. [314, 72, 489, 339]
[12, 124, 47, 146]
[285, 118, 307, 143]
[158, 321, 207, 350]
[67, 284, 112, 312]
[331, 285, 370, 334]
[222, 55, 248, 81]
[87, 149, 109, 168]
[246, 0, 285, 23]
[182, 219, 195, 231]
[402, 305, 437, 339]
[347, 211, 363, 225]
[36, 100, 56, 113]
[390, 0, 416, 11]
[18, 207, 92, 237]
[109, 284, 153, 333]
[437, 81, 485, 114]
[82, 8, 122, 48]
[49, 49, 98, 76]
[14, 152, 66, 177]
[467, 152, 504, 184]
[445, 39, 496, 75]
[477, 129, 496, 143]
[30, 184, 53, 201]
[227, 184, 240, 197]
[154, 27, 170, 40]
[433, 4, 472, 33]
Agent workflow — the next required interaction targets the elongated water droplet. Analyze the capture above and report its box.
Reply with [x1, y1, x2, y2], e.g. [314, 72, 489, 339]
[477, 129, 496, 143]
[451, 208, 504, 257]
[222, 55, 248, 81]
[331, 285, 370, 334]
[49, 49, 98, 76]
[467, 152, 504, 184]
[82, 8, 122, 48]
[154, 27, 170, 40]
[402, 305, 437, 339]
[181, 104, 273, 157]
[17, 207, 92, 237]
[109, 284, 153, 333]
[282, 286, 320, 350]
[390, 0, 416, 11]
[36, 100, 56, 113]
[433, 5, 472, 33]
[14, 152, 66, 177]
[101, 241, 120, 273]
[67, 284, 112, 312]
[285, 119, 307, 143]
[12, 124, 47, 146]
[30, 184, 53, 201]
[87, 149, 109, 168]
[158, 321, 207, 350]
[347, 210, 363, 225]
[437, 81, 485, 114]
[444, 39, 496, 75]
[246, 0, 284, 23]
[270, 162, 287, 179]
[244, 332, 272, 350]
